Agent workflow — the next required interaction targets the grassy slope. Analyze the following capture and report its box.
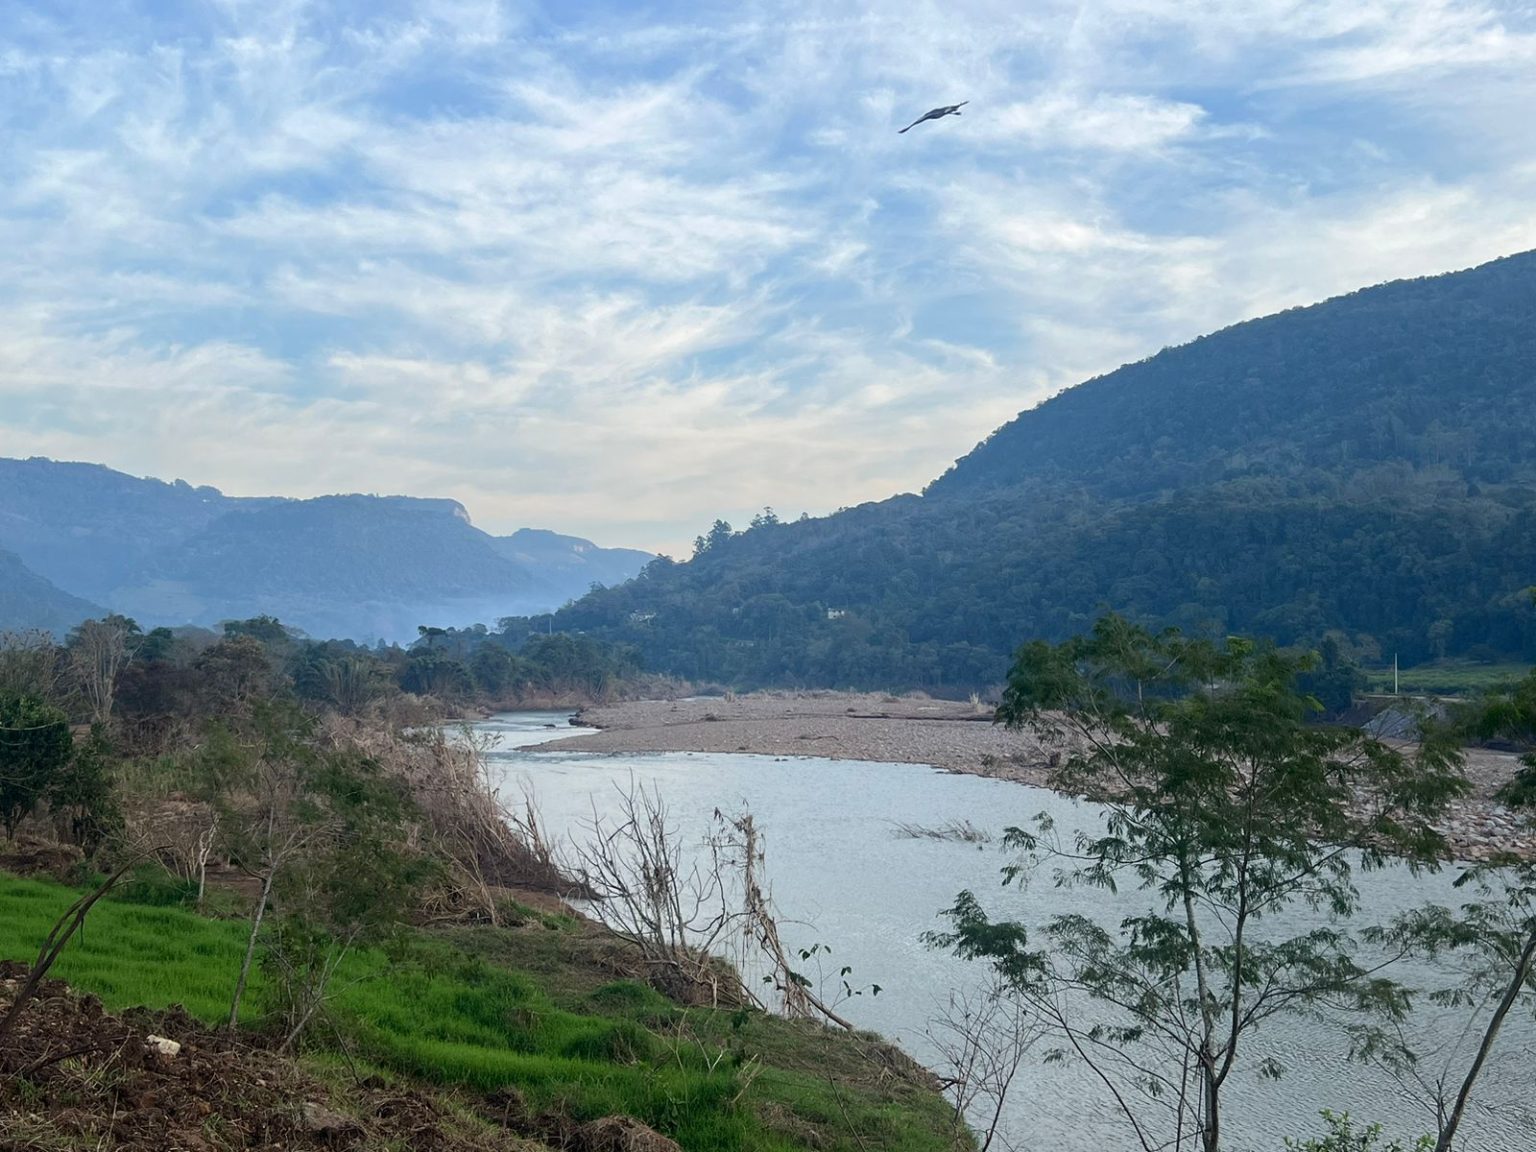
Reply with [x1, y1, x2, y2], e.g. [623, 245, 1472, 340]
[0, 873, 965, 1152]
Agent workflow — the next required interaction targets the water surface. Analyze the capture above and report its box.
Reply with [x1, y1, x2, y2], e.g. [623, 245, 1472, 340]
[478, 711, 1535, 1151]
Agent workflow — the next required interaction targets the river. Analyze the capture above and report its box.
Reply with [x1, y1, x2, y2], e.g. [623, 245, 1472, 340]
[473, 711, 1535, 1152]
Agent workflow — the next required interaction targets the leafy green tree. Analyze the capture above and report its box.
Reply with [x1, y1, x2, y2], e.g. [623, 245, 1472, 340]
[692, 518, 734, 557]
[398, 651, 472, 698]
[1285, 1112, 1430, 1152]
[194, 634, 276, 711]
[223, 615, 295, 646]
[260, 747, 428, 1050]
[1370, 671, 1536, 1152]
[1471, 667, 1536, 806]
[329, 657, 385, 715]
[469, 644, 522, 697]
[927, 617, 1467, 1152]
[134, 626, 178, 663]
[47, 722, 122, 853]
[0, 695, 73, 837]
[1297, 635, 1367, 716]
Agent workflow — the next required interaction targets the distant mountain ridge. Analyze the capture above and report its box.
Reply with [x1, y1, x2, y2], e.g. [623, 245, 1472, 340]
[0, 458, 652, 640]
[540, 250, 1536, 689]
[0, 548, 104, 635]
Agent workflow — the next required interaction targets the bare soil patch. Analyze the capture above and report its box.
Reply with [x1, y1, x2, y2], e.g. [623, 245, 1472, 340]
[0, 961, 547, 1152]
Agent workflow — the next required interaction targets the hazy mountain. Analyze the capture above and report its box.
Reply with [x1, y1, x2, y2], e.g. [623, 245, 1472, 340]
[536, 251, 1536, 689]
[490, 529, 656, 601]
[0, 460, 652, 640]
[0, 457, 259, 601]
[0, 548, 104, 635]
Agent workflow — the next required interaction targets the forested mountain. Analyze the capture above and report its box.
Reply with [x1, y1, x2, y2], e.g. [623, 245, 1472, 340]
[930, 250, 1536, 500]
[0, 548, 104, 634]
[524, 251, 1536, 690]
[0, 459, 651, 640]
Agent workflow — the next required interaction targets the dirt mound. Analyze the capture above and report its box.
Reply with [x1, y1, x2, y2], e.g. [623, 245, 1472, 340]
[0, 962, 546, 1151]
[0, 838, 85, 883]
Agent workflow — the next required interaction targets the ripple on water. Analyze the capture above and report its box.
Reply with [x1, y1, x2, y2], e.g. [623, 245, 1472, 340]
[471, 712, 1536, 1152]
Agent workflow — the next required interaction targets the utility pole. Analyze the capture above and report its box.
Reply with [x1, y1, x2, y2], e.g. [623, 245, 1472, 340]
[1393, 653, 1399, 696]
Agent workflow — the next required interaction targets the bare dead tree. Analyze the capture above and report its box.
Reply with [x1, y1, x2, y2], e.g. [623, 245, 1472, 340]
[0, 630, 65, 705]
[926, 977, 1041, 1152]
[729, 812, 855, 1029]
[567, 778, 742, 1005]
[68, 617, 136, 725]
[563, 780, 855, 1027]
[194, 816, 217, 912]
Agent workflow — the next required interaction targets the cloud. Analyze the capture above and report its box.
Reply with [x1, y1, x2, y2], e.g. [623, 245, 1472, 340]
[1, 0, 1535, 556]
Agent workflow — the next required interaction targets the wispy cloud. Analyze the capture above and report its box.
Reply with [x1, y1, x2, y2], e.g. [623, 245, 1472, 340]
[1, 0, 1534, 555]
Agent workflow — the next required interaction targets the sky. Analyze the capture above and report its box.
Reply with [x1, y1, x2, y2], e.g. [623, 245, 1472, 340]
[2, 1, 1535, 557]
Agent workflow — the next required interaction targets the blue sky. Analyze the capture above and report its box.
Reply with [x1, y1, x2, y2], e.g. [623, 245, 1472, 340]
[2, 0, 1535, 555]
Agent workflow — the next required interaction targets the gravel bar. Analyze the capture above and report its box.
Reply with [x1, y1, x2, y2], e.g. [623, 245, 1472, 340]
[534, 691, 1534, 862]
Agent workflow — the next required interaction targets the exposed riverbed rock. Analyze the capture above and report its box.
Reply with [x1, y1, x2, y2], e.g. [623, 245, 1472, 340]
[545, 692, 1533, 863]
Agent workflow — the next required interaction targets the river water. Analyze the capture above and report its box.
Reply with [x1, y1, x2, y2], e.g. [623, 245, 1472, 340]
[473, 711, 1535, 1152]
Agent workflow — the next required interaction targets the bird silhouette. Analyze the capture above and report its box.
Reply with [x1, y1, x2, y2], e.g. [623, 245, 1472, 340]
[898, 101, 968, 134]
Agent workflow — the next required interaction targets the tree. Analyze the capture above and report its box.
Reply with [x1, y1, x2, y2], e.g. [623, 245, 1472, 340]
[200, 701, 330, 1025]
[927, 616, 1467, 1152]
[469, 645, 522, 697]
[692, 519, 734, 557]
[316, 657, 386, 715]
[68, 615, 140, 724]
[0, 695, 73, 837]
[1474, 667, 1536, 807]
[1372, 670, 1536, 1152]
[223, 615, 295, 646]
[194, 635, 275, 711]
[1297, 635, 1367, 716]
[398, 651, 472, 698]
[259, 747, 426, 1050]
[1286, 1112, 1430, 1152]
[47, 722, 122, 853]
[0, 630, 64, 706]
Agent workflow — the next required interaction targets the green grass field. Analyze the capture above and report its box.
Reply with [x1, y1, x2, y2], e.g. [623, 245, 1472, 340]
[1362, 660, 1532, 697]
[0, 873, 965, 1152]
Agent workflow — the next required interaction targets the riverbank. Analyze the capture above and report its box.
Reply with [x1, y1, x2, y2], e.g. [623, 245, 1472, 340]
[544, 691, 1535, 862]
[0, 869, 965, 1152]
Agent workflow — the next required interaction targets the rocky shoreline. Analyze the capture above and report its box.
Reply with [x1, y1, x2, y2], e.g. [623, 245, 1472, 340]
[541, 691, 1535, 863]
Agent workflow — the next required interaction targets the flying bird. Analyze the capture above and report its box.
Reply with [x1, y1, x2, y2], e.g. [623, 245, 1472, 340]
[898, 101, 968, 134]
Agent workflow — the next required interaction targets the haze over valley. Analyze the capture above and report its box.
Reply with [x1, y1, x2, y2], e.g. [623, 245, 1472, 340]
[0, 456, 652, 641]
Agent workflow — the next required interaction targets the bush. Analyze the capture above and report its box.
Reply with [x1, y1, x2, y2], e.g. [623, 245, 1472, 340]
[1285, 1111, 1432, 1152]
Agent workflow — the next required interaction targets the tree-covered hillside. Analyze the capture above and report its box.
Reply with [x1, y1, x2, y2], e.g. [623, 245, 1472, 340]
[524, 252, 1536, 689]
[929, 250, 1536, 500]
[0, 548, 104, 634]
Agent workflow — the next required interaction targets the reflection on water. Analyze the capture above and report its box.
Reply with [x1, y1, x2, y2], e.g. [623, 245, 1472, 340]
[476, 711, 1535, 1152]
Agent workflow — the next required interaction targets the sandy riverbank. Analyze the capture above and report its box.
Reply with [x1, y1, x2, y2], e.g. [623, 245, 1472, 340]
[540, 691, 1535, 862]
